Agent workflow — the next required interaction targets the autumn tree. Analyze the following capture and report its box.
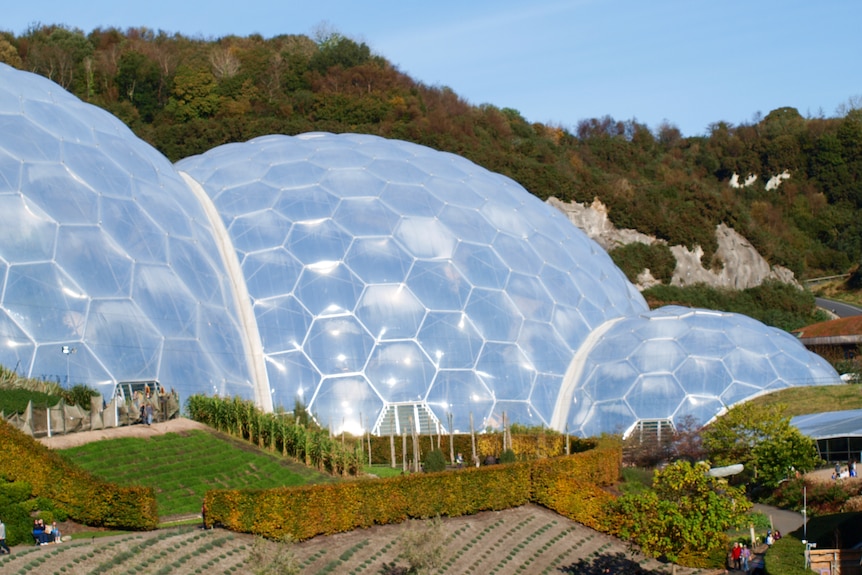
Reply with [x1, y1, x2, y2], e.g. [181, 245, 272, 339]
[610, 460, 750, 566]
[701, 402, 822, 489]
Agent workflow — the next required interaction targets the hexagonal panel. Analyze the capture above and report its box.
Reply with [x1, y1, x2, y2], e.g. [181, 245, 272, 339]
[355, 284, 425, 340]
[305, 315, 373, 375]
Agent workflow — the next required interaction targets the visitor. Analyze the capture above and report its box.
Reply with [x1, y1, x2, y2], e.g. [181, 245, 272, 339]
[455, 452, 464, 468]
[145, 403, 154, 426]
[51, 521, 61, 543]
[765, 530, 773, 546]
[731, 541, 741, 570]
[741, 544, 751, 573]
[0, 518, 10, 554]
[201, 500, 207, 530]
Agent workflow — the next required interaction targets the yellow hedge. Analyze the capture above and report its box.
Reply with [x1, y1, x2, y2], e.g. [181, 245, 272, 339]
[0, 420, 158, 530]
[206, 445, 621, 541]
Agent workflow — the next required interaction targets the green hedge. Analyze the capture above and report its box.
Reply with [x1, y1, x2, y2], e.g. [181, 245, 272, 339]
[205, 445, 620, 541]
[0, 420, 158, 530]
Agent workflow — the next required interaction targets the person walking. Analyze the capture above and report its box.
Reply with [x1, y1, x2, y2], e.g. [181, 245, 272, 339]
[741, 544, 751, 573]
[0, 518, 11, 554]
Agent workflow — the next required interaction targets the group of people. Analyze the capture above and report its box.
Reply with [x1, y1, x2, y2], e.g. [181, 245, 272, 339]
[31, 518, 61, 546]
[832, 460, 857, 480]
[730, 541, 753, 573]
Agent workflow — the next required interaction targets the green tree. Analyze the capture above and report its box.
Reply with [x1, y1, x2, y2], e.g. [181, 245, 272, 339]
[610, 460, 750, 565]
[702, 402, 822, 489]
[165, 65, 220, 122]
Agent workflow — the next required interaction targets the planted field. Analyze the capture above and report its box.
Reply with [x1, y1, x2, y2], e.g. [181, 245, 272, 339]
[0, 506, 720, 575]
[59, 430, 333, 517]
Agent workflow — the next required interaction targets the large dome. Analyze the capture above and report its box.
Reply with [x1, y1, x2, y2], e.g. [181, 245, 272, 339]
[0, 64, 259, 400]
[0, 63, 843, 436]
[175, 133, 648, 433]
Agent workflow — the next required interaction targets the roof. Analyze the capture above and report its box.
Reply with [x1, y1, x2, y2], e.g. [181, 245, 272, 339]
[793, 316, 862, 346]
[792, 409, 862, 440]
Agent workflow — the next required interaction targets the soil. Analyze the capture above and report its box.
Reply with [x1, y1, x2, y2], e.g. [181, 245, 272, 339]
[9, 420, 779, 574]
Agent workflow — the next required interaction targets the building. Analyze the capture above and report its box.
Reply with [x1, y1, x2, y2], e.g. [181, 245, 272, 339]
[0, 63, 843, 437]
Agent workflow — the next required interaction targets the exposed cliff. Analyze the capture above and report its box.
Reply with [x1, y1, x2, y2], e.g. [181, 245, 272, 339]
[547, 197, 799, 291]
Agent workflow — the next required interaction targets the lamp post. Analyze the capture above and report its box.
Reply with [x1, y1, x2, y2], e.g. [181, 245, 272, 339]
[61, 345, 76, 385]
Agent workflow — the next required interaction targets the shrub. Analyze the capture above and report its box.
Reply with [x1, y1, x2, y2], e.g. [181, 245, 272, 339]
[499, 449, 516, 464]
[422, 450, 446, 473]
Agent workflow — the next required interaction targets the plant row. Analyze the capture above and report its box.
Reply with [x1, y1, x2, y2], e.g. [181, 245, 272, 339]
[204, 442, 621, 542]
[186, 394, 596, 472]
[0, 420, 158, 532]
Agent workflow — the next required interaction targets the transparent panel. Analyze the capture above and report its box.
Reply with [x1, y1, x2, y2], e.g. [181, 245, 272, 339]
[577, 399, 637, 438]
[406, 261, 471, 310]
[24, 163, 99, 225]
[438, 204, 497, 244]
[366, 158, 431, 185]
[305, 315, 373, 375]
[333, 197, 400, 236]
[4, 263, 89, 340]
[629, 340, 688, 373]
[295, 264, 362, 316]
[579, 361, 640, 401]
[366, 341, 435, 403]
[262, 161, 327, 189]
[518, 321, 571, 375]
[0, 312, 36, 374]
[267, 350, 320, 409]
[286, 218, 352, 265]
[355, 284, 425, 340]
[394, 216, 457, 259]
[100, 196, 167, 263]
[675, 356, 733, 396]
[426, 370, 492, 433]
[418, 312, 483, 369]
[344, 237, 413, 284]
[311, 375, 382, 435]
[492, 233, 542, 275]
[255, 295, 312, 352]
[421, 176, 484, 207]
[242, 248, 304, 300]
[380, 183, 442, 217]
[627, 374, 686, 420]
[453, 242, 509, 289]
[132, 264, 196, 337]
[318, 168, 385, 198]
[84, 299, 161, 378]
[0, 194, 57, 262]
[229, 209, 290, 254]
[273, 186, 340, 222]
[56, 226, 133, 298]
[675, 395, 726, 427]
[465, 289, 521, 341]
[528, 372, 562, 423]
[507, 273, 553, 322]
[476, 343, 533, 401]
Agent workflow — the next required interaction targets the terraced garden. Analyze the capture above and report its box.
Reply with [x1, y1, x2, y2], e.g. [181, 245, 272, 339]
[0, 506, 720, 575]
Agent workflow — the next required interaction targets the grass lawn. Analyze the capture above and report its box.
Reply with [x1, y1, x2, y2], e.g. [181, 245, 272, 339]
[747, 384, 862, 418]
[60, 429, 334, 518]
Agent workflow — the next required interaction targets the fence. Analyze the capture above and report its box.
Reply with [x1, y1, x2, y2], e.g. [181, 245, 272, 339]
[1, 392, 180, 437]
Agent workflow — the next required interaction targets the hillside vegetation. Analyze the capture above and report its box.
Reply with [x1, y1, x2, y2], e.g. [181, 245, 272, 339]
[1, 25, 860, 280]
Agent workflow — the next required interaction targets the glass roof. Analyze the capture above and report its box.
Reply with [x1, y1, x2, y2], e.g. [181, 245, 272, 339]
[0, 63, 843, 436]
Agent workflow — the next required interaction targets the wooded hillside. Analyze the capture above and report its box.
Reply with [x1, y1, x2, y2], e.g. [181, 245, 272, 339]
[1, 24, 860, 279]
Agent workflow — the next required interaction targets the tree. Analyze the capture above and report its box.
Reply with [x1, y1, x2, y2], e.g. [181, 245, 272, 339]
[610, 460, 750, 565]
[702, 402, 822, 489]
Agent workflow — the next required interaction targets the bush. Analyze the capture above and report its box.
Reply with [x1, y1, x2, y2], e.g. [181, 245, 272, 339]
[609, 242, 676, 284]
[422, 450, 447, 473]
[499, 449, 516, 464]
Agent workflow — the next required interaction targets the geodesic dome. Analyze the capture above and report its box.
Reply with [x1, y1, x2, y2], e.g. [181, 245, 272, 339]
[563, 306, 842, 437]
[175, 133, 649, 434]
[0, 63, 843, 437]
[0, 63, 258, 400]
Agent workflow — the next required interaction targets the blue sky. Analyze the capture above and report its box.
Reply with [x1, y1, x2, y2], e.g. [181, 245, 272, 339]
[5, 0, 860, 137]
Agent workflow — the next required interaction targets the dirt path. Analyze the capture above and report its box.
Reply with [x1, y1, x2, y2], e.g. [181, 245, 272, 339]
[37, 417, 211, 449]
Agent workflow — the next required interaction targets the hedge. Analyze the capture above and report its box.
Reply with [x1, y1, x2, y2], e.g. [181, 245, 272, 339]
[0, 420, 158, 530]
[205, 445, 620, 541]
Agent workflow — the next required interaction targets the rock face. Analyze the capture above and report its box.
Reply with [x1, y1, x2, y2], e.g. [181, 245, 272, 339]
[547, 197, 799, 291]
